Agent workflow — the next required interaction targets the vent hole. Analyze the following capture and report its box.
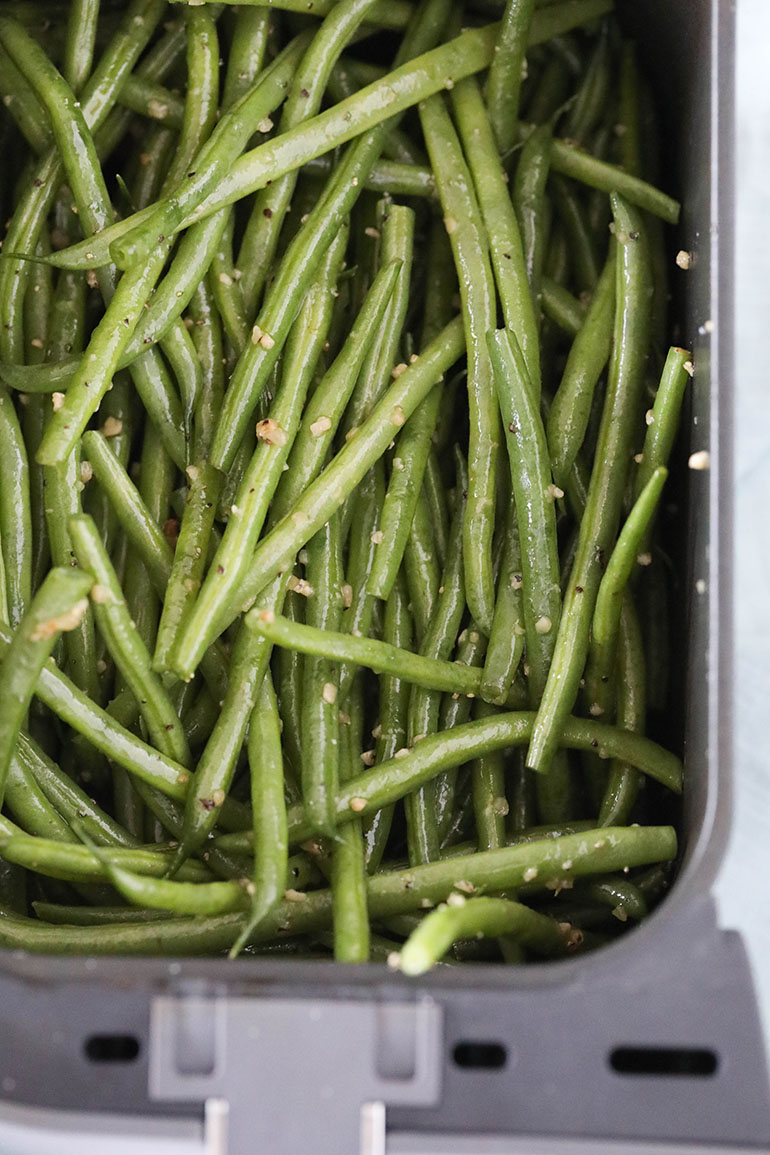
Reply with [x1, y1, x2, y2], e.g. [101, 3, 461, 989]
[453, 1041, 507, 1070]
[85, 1034, 141, 1063]
[610, 1046, 718, 1077]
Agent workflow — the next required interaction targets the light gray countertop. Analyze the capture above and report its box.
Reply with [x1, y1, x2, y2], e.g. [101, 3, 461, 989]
[713, 0, 770, 1045]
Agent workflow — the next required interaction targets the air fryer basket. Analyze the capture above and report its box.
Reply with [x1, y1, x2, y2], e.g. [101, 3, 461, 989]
[1, 2, 768, 1153]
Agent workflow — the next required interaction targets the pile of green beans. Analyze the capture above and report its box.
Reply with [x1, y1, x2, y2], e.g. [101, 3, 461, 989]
[0, 0, 690, 968]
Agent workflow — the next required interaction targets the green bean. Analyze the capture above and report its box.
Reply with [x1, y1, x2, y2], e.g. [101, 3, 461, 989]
[209, 213, 249, 357]
[364, 572, 413, 873]
[304, 155, 436, 199]
[122, 205, 228, 362]
[541, 276, 586, 335]
[6, 745, 76, 844]
[69, 514, 191, 767]
[117, 74, 184, 128]
[572, 873, 648, 922]
[546, 248, 615, 488]
[16, 729, 139, 848]
[63, 0, 101, 95]
[153, 462, 220, 674]
[488, 328, 561, 701]
[0, 823, 675, 954]
[481, 507, 525, 706]
[189, 276, 225, 458]
[420, 94, 498, 634]
[274, 581, 305, 792]
[0, 566, 92, 808]
[110, 4, 614, 247]
[422, 452, 450, 570]
[247, 608, 527, 706]
[634, 346, 692, 501]
[397, 896, 575, 974]
[0, 46, 51, 154]
[82, 431, 173, 597]
[337, 462, 385, 704]
[589, 468, 667, 692]
[160, 5, 219, 197]
[597, 598, 646, 826]
[177, 0, 414, 24]
[0, 0, 166, 364]
[528, 194, 652, 774]
[287, 712, 682, 844]
[402, 488, 441, 645]
[175, 230, 344, 674]
[300, 516, 344, 839]
[168, 573, 285, 872]
[471, 703, 507, 851]
[486, 0, 535, 155]
[551, 174, 600, 292]
[0, 391, 32, 626]
[453, 75, 540, 392]
[270, 260, 400, 523]
[222, 6, 270, 110]
[549, 138, 680, 224]
[158, 320, 202, 440]
[115, 29, 313, 273]
[435, 623, 489, 840]
[0, 619, 189, 800]
[0, 827, 212, 887]
[405, 455, 467, 864]
[562, 19, 612, 145]
[513, 123, 552, 325]
[33, 903, 176, 926]
[173, 316, 465, 680]
[229, 673, 289, 957]
[235, 2, 389, 319]
[331, 677, 370, 961]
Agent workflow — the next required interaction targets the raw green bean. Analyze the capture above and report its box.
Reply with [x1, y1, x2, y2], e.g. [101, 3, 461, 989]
[513, 123, 552, 325]
[528, 194, 652, 774]
[0, 566, 92, 807]
[420, 94, 498, 634]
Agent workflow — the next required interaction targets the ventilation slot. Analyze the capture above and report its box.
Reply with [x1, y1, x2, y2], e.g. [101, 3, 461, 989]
[453, 1042, 507, 1070]
[610, 1046, 718, 1077]
[85, 1034, 141, 1063]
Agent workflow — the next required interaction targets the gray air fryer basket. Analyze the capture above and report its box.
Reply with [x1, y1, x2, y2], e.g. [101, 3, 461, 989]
[1, 2, 769, 1153]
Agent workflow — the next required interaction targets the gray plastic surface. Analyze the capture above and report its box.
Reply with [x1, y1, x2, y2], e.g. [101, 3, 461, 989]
[1, 1, 768, 1153]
